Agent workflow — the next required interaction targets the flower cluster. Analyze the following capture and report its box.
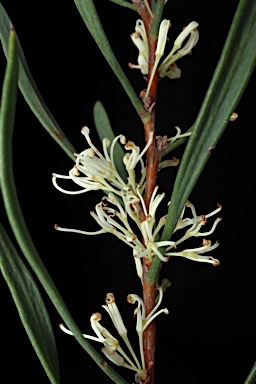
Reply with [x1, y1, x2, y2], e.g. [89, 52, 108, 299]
[53, 129, 221, 280]
[130, 18, 199, 96]
[59, 289, 168, 379]
[164, 201, 222, 266]
[52, 126, 155, 197]
[130, 19, 199, 78]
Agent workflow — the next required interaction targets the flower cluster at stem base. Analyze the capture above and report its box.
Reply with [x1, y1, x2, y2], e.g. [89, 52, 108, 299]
[59, 289, 168, 379]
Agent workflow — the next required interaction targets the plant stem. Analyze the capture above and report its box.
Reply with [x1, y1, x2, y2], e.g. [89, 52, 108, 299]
[138, 1, 160, 382]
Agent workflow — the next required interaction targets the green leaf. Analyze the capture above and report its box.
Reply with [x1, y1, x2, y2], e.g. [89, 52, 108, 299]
[74, 0, 150, 124]
[150, 0, 166, 39]
[0, 27, 18, 161]
[0, 27, 59, 384]
[147, 0, 256, 283]
[108, 0, 138, 11]
[93, 101, 127, 181]
[0, 23, 129, 384]
[0, 3, 76, 160]
[0, 224, 60, 384]
[244, 361, 256, 383]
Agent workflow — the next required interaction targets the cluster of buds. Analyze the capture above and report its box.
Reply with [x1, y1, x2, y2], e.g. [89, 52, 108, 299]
[53, 129, 221, 281]
[59, 289, 168, 379]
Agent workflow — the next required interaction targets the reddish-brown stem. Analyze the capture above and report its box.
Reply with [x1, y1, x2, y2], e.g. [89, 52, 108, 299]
[137, 1, 160, 383]
[142, 261, 157, 383]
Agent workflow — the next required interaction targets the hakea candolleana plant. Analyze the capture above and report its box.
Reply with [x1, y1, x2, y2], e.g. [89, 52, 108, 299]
[53, 128, 221, 283]
[51, 9, 221, 382]
[50, 5, 220, 383]
[59, 288, 168, 380]
[2, 0, 256, 383]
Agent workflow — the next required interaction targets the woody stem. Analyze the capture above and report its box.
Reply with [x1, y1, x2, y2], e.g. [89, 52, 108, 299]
[138, 1, 160, 383]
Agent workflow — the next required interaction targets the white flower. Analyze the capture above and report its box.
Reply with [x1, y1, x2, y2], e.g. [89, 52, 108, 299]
[166, 126, 192, 146]
[53, 126, 221, 271]
[130, 20, 149, 75]
[55, 195, 221, 272]
[164, 202, 222, 266]
[130, 18, 199, 84]
[158, 21, 199, 78]
[162, 62, 181, 79]
[102, 293, 142, 371]
[174, 202, 222, 244]
[52, 126, 126, 195]
[52, 127, 153, 196]
[59, 292, 163, 379]
[123, 131, 153, 192]
[155, 20, 171, 58]
[146, 19, 170, 97]
[133, 186, 176, 263]
[54, 186, 175, 278]
[165, 238, 220, 266]
[60, 312, 132, 368]
[127, 286, 169, 369]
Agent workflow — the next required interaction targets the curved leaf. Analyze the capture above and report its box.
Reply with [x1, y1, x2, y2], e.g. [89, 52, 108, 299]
[0, 26, 128, 384]
[0, 27, 59, 384]
[74, 0, 150, 124]
[0, 224, 60, 384]
[147, 0, 256, 283]
[0, 3, 76, 160]
[93, 100, 127, 181]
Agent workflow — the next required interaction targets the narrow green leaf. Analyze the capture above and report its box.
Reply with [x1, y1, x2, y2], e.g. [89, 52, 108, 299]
[109, 0, 138, 11]
[0, 26, 128, 384]
[0, 4, 76, 160]
[0, 224, 60, 384]
[150, 0, 166, 39]
[0, 27, 59, 384]
[147, 0, 256, 283]
[93, 101, 127, 181]
[74, 0, 150, 124]
[244, 361, 256, 384]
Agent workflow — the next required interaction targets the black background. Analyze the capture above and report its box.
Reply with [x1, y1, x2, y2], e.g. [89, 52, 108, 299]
[1, 1, 256, 383]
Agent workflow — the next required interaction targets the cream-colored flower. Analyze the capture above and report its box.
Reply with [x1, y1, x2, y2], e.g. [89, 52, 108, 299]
[123, 131, 153, 192]
[54, 186, 174, 278]
[130, 18, 199, 85]
[102, 293, 142, 370]
[59, 293, 161, 379]
[165, 239, 220, 266]
[158, 21, 199, 78]
[52, 127, 126, 195]
[127, 286, 168, 369]
[53, 128, 153, 197]
[60, 312, 134, 369]
[53, 126, 221, 272]
[130, 19, 148, 75]
[146, 19, 171, 96]
[164, 202, 222, 265]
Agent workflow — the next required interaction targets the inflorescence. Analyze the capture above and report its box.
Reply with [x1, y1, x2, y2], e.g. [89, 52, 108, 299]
[129, 18, 199, 96]
[59, 289, 168, 378]
[53, 127, 221, 281]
